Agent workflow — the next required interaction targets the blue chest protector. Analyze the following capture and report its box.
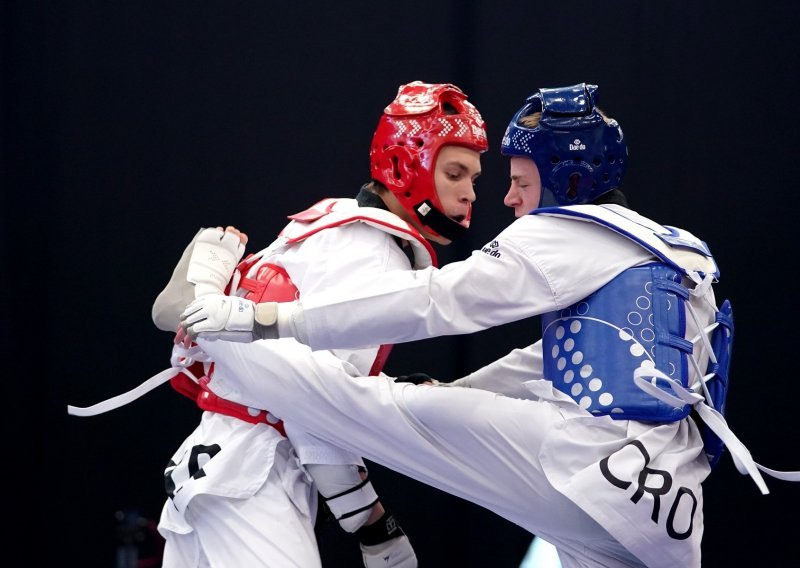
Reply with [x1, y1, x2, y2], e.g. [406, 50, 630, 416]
[534, 205, 734, 467]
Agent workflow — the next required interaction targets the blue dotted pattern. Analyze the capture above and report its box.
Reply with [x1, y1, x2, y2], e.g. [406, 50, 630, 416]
[542, 263, 692, 421]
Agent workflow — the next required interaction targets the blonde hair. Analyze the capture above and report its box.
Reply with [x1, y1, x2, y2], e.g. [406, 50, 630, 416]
[519, 109, 613, 128]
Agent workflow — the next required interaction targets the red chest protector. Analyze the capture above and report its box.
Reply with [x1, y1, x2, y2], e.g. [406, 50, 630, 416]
[168, 261, 300, 434]
[172, 198, 429, 430]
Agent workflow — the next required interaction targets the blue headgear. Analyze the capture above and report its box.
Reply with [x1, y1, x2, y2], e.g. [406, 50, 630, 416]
[501, 83, 627, 206]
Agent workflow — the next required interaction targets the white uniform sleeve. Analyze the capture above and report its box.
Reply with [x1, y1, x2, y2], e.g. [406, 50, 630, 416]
[448, 341, 543, 399]
[152, 228, 204, 332]
[289, 215, 654, 350]
[278, 221, 412, 375]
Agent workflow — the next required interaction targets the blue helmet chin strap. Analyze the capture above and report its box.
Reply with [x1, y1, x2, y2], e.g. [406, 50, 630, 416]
[501, 83, 628, 206]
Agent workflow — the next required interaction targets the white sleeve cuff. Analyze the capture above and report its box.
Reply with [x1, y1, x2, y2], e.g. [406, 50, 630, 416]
[276, 302, 309, 345]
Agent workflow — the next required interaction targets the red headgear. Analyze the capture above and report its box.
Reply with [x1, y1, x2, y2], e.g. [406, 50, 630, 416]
[370, 81, 488, 240]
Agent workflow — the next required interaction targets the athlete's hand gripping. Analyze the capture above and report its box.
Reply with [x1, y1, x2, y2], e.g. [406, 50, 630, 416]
[180, 294, 279, 342]
[395, 372, 439, 385]
[187, 226, 248, 298]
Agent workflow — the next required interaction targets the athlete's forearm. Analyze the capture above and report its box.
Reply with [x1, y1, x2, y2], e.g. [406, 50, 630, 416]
[152, 229, 203, 332]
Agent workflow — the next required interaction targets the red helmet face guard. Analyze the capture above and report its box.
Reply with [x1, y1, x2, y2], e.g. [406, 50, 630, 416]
[370, 81, 488, 239]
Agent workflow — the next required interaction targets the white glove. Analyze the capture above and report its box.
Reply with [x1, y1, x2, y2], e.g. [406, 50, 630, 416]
[187, 228, 246, 298]
[180, 294, 257, 342]
[180, 294, 280, 342]
[361, 535, 417, 568]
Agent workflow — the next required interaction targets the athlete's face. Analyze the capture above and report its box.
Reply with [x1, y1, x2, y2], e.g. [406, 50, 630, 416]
[505, 156, 542, 218]
[428, 145, 482, 245]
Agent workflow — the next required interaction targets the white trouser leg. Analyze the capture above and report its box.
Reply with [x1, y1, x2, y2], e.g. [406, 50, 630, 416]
[161, 439, 321, 568]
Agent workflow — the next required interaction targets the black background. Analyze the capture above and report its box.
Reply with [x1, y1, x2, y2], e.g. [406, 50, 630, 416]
[5, 1, 799, 566]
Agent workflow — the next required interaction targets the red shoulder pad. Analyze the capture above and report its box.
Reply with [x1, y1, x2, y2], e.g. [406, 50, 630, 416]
[287, 198, 338, 222]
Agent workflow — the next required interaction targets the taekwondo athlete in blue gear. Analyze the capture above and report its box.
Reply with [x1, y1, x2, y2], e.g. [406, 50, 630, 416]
[180, 83, 800, 568]
[501, 83, 732, 466]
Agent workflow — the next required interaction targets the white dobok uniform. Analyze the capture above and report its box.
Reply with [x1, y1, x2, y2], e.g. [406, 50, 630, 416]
[157, 197, 433, 567]
[195, 205, 737, 568]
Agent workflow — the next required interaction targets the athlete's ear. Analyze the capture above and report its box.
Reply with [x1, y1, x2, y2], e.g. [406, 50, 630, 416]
[375, 145, 416, 191]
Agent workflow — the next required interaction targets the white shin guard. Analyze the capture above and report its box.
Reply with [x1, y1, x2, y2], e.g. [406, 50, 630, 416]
[305, 464, 378, 533]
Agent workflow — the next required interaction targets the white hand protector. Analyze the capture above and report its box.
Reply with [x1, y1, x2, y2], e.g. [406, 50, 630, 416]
[361, 535, 417, 568]
[181, 294, 257, 342]
[187, 228, 246, 297]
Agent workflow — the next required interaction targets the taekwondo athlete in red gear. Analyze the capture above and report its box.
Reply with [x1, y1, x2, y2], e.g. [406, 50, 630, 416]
[152, 81, 488, 568]
[180, 83, 799, 568]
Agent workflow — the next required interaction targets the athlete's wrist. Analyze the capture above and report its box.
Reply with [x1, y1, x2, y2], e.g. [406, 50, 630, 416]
[275, 302, 306, 343]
